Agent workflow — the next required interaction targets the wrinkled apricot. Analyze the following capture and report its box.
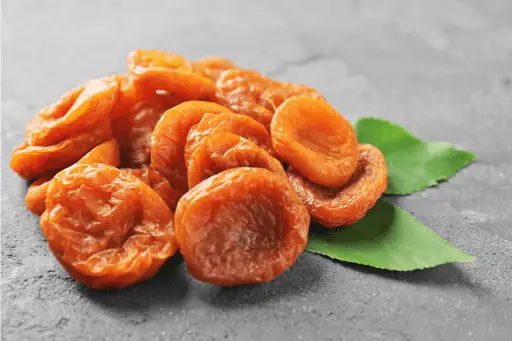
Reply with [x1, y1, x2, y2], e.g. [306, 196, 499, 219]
[127, 49, 216, 102]
[150, 101, 233, 193]
[11, 118, 112, 180]
[259, 83, 325, 112]
[25, 139, 120, 215]
[288, 144, 388, 227]
[192, 57, 239, 82]
[215, 69, 278, 128]
[108, 75, 146, 120]
[175, 167, 310, 286]
[112, 96, 181, 168]
[184, 112, 273, 164]
[187, 133, 286, 188]
[121, 168, 181, 212]
[24, 175, 54, 217]
[40, 163, 178, 289]
[128, 49, 193, 74]
[216, 69, 275, 102]
[271, 96, 358, 188]
[77, 138, 121, 166]
[109, 75, 183, 120]
[26, 76, 118, 146]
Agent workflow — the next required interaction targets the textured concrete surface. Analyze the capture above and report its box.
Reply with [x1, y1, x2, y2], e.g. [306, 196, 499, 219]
[2, 1, 512, 340]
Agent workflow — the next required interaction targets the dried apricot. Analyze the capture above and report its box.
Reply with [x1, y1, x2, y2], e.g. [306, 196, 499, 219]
[271, 96, 358, 188]
[187, 133, 286, 188]
[26, 76, 118, 146]
[127, 49, 216, 102]
[215, 69, 278, 128]
[216, 69, 275, 103]
[128, 49, 193, 74]
[108, 75, 146, 120]
[192, 57, 239, 82]
[109, 75, 183, 120]
[11, 117, 112, 180]
[25, 139, 120, 215]
[175, 168, 310, 286]
[24, 175, 54, 216]
[112, 96, 181, 168]
[184, 112, 273, 164]
[288, 144, 388, 227]
[76, 138, 121, 166]
[40, 163, 178, 289]
[150, 101, 233, 193]
[259, 83, 325, 112]
[121, 168, 181, 212]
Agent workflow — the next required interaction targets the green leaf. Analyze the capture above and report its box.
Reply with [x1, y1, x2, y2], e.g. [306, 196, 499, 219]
[354, 117, 476, 195]
[306, 200, 476, 271]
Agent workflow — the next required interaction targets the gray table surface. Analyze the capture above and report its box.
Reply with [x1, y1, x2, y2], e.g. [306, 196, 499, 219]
[2, 1, 512, 340]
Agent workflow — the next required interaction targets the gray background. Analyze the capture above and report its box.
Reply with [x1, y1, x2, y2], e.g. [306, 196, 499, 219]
[2, 1, 512, 340]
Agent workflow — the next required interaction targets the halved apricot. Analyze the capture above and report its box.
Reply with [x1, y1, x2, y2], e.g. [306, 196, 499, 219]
[128, 49, 216, 102]
[184, 112, 273, 164]
[271, 96, 358, 188]
[192, 57, 239, 82]
[259, 83, 325, 112]
[215, 69, 278, 128]
[288, 144, 388, 227]
[150, 101, 233, 193]
[175, 167, 310, 286]
[26, 76, 118, 146]
[11, 118, 113, 180]
[41, 163, 178, 289]
[187, 133, 286, 188]
[24, 138, 121, 216]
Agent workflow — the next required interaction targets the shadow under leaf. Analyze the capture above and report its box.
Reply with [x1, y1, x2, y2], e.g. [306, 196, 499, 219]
[340, 261, 488, 295]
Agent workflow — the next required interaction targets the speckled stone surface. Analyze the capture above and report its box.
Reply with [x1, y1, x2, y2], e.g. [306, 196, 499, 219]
[2, 1, 512, 340]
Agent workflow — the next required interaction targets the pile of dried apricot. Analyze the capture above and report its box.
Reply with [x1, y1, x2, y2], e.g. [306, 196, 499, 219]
[11, 50, 387, 290]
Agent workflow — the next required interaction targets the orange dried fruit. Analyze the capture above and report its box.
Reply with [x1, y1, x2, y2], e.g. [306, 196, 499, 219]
[108, 75, 146, 120]
[288, 144, 388, 227]
[216, 69, 275, 103]
[271, 96, 359, 188]
[215, 69, 278, 128]
[24, 175, 54, 217]
[109, 75, 183, 120]
[128, 49, 193, 74]
[192, 57, 239, 82]
[184, 112, 273, 164]
[25, 76, 118, 146]
[150, 101, 233, 194]
[121, 168, 181, 212]
[112, 96, 181, 168]
[175, 167, 310, 286]
[11, 117, 113, 180]
[127, 49, 216, 102]
[25, 139, 120, 216]
[40, 163, 178, 289]
[187, 133, 286, 188]
[76, 138, 121, 166]
[259, 83, 325, 112]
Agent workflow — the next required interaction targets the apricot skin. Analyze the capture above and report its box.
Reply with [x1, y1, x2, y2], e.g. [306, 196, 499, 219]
[271, 96, 359, 188]
[287, 144, 388, 228]
[175, 168, 310, 286]
[184, 112, 273, 165]
[150, 101, 233, 194]
[187, 133, 286, 189]
[25, 139, 120, 216]
[40, 163, 178, 290]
